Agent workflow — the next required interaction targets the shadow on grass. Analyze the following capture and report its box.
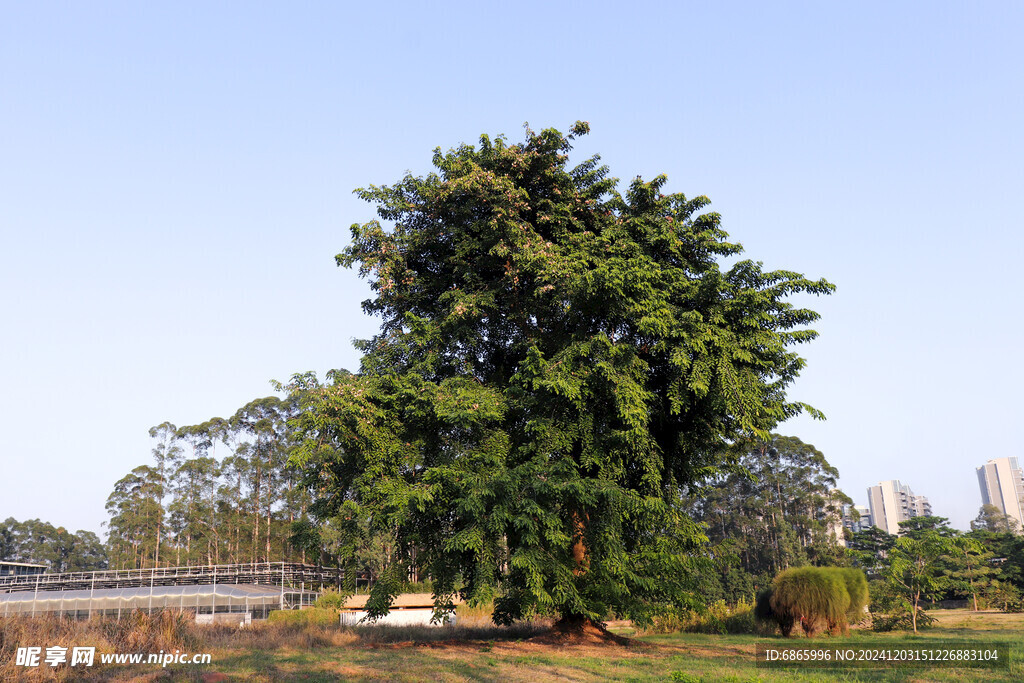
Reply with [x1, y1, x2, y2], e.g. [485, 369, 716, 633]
[346, 618, 551, 645]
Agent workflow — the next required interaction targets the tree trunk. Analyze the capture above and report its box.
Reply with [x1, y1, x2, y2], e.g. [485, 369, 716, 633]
[550, 614, 628, 642]
[912, 590, 919, 633]
[968, 562, 978, 611]
[265, 501, 272, 562]
[571, 512, 589, 575]
[253, 463, 261, 564]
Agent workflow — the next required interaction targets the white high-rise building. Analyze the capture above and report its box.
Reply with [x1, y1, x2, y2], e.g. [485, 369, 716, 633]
[842, 504, 872, 534]
[867, 480, 932, 535]
[976, 458, 1024, 531]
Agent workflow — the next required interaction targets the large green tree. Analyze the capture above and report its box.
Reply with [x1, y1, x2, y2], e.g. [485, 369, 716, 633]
[971, 504, 1022, 534]
[291, 123, 833, 628]
[848, 525, 897, 574]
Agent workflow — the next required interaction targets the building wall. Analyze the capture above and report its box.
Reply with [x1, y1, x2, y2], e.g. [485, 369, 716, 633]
[0, 562, 47, 578]
[842, 504, 872, 534]
[977, 457, 1024, 530]
[867, 480, 930, 535]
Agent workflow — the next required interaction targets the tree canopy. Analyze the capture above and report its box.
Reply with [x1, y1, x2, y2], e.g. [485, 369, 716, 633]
[971, 504, 1022, 534]
[289, 122, 834, 626]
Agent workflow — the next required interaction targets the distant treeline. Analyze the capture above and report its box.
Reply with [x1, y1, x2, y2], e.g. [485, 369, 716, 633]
[5, 384, 378, 576]
[103, 395, 314, 570]
[687, 435, 1024, 622]
[0, 518, 107, 572]
[686, 435, 850, 603]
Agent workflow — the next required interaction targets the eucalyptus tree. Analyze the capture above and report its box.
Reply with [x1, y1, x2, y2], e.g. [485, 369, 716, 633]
[181, 416, 241, 562]
[279, 453, 313, 562]
[168, 456, 221, 565]
[0, 518, 15, 561]
[230, 397, 294, 563]
[147, 422, 183, 566]
[971, 504, 1021, 534]
[217, 451, 251, 563]
[176, 423, 214, 461]
[289, 122, 833, 629]
[104, 465, 163, 569]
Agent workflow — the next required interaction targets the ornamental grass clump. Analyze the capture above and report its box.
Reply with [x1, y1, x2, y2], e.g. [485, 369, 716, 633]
[823, 567, 869, 630]
[758, 567, 856, 637]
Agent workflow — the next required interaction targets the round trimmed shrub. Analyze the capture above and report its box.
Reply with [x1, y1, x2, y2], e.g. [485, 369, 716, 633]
[823, 567, 869, 630]
[757, 567, 854, 637]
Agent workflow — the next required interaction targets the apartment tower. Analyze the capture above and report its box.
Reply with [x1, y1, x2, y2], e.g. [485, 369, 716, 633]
[866, 480, 932, 535]
[976, 457, 1024, 531]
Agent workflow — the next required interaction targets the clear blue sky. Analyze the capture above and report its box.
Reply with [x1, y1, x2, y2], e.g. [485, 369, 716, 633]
[3, 2, 1021, 534]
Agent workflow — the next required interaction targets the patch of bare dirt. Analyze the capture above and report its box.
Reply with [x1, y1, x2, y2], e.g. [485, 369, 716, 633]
[365, 632, 651, 658]
[527, 618, 633, 647]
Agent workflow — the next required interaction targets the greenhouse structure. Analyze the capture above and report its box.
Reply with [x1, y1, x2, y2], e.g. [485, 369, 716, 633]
[0, 562, 340, 620]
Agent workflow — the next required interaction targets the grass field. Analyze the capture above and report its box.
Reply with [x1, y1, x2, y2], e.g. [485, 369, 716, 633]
[4, 609, 1021, 681]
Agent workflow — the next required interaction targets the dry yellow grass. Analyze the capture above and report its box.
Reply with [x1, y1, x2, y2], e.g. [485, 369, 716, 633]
[3, 608, 1021, 682]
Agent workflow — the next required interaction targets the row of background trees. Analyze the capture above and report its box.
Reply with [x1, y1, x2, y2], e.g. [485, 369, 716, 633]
[5, 423, 1022, 628]
[688, 436, 1024, 629]
[688, 435, 850, 605]
[847, 512, 1024, 630]
[102, 395, 313, 570]
[5, 418, 1023, 632]
[1, 381, 422, 579]
[0, 518, 106, 573]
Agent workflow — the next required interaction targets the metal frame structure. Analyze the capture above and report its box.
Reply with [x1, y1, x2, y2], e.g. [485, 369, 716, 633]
[0, 562, 358, 620]
[0, 583, 317, 619]
[0, 562, 351, 594]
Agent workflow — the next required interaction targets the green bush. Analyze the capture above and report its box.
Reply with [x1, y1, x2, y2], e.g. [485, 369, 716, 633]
[721, 602, 760, 634]
[641, 599, 767, 635]
[870, 610, 932, 632]
[267, 607, 339, 627]
[823, 567, 869, 630]
[314, 589, 347, 609]
[757, 567, 857, 637]
[868, 581, 934, 632]
[987, 582, 1024, 613]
